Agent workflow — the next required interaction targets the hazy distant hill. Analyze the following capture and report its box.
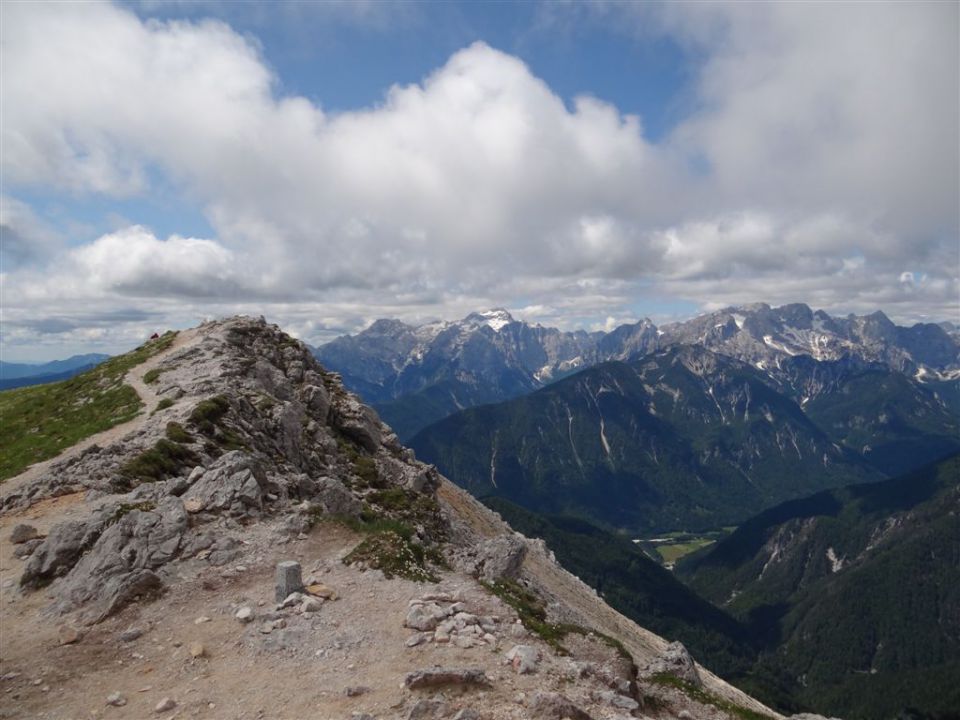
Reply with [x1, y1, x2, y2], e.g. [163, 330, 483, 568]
[0, 355, 111, 391]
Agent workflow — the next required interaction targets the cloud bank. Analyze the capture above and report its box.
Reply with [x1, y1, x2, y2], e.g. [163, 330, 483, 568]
[1, 1, 956, 358]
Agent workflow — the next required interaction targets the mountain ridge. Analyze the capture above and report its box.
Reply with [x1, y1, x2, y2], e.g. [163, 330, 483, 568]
[0, 315, 779, 720]
[410, 345, 884, 533]
[315, 303, 959, 440]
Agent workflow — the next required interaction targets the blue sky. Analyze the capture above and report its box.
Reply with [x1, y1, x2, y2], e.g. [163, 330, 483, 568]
[2, 1, 957, 360]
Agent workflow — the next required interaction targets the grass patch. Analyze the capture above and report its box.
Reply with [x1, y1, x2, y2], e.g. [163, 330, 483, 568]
[654, 539, 716, 565]
[482, 579, 634, 661]
[353, 455, 381, 487]
[343, 530, 439, 583]
[164, 421, 192, 443]
[0, 331, 177, 481]
[188, 395, 230, 435]
[143, 368, 165, 384]
[648, 673, 774, 720]
[154, 398, 175, 413]
[119, 438, 198, 485]
[186, 395, 246, 450]
[482, 579, 573, 653]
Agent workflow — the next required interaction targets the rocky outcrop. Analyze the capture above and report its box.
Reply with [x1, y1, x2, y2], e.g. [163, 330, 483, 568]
[14, 316, 450, 623]
[449, 533, 528, 583]
[181, 451, 265, 516]
[641, 641, 702, 688]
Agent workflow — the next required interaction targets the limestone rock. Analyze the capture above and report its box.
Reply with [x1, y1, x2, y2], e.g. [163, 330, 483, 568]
[403, 667, 491, 689]
[106, 692, 126, 707]
[58, 626, 81, 645]
[408, 699, 445, 719]
[311, 477, 362, 518]
[332, 398, 382, 452]
[155, 697, 176, 713]
[300, 597, 323, 613]
[56, 497, 185, 622]
[119, 627, 143, 642]
[9, 524, 39, 544]
[527, 691, 593, 720]
[12, 538, 42, 559]
[473, 535, 527, 582]
[235, 606, 255, 623]
[182, 452, 265, 517]
[505, 644, 540, 674]
[642, 640, 702, 688]
[404, 602, 451, 631]
[21, 520, 102, 590]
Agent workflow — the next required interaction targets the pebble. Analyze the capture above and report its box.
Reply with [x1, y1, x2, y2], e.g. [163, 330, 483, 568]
[155, 697, 176, 713]
[189, 642, 206, 658]
[406, 633, 427, 647]
[120, 628, 143, 642]
[194, 616, 211, 624]
[106, 692, 126, 707]
[235, 606, 254, 623]
[58, 626, 81, 645]
[300, 597, 323, 613]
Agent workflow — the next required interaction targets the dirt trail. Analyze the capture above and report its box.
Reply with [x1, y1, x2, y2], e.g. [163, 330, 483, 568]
[0, 329, 200, 501]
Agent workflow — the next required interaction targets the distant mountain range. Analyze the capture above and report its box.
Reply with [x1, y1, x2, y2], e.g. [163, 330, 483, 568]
[314, 303, 959, 440]
[0, 354, 110, 391]
[677, 453, 960, 719]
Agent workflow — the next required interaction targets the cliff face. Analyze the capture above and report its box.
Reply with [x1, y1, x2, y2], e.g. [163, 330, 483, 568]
[0, 316, 778, 720]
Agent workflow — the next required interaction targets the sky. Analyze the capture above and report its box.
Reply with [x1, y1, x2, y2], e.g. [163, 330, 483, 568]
[1, 1, 958, 361]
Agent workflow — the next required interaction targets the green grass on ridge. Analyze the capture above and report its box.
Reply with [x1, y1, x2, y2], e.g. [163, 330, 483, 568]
[0, 332, 177, 481]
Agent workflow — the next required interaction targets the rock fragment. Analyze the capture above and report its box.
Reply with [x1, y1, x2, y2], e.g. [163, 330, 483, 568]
[106, 692, 126, 707]
[235, 606, 254, 623]
[404, 667, 491, 690]
[9, 524, 39, 544]
[58, 626, 82, 645]
[119, 627, 143, 642]
[505, 644, 540, 674]
[527, 691, 593, 720]
[642, 640, 702, 688]
[155, 697, 176, 713]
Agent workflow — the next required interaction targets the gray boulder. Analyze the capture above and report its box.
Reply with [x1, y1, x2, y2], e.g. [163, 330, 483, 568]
[475, 535, 527, 582]
[404, 602, 451, 631]
[527, 691, 593, 720]
[300, 384, 330, 422]
[51, 497, 186, 622]
[10, 524, 39, 544]
[181, 452, 265, 516]
[312, 477, 362, 518]
[642, 640, 702, 688]
[12, 538, 43, 559]
[333, 398, 382, 452]
[403, 667, 490, 689]
[21, 519, 103, 590]
[505, 644, 540, 674]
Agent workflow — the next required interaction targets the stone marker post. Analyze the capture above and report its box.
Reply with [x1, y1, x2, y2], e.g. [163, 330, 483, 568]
[275, 560, 303, 602]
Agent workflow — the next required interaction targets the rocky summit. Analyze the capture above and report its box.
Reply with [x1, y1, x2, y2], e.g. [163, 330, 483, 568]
[0, 316, 779, 720]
